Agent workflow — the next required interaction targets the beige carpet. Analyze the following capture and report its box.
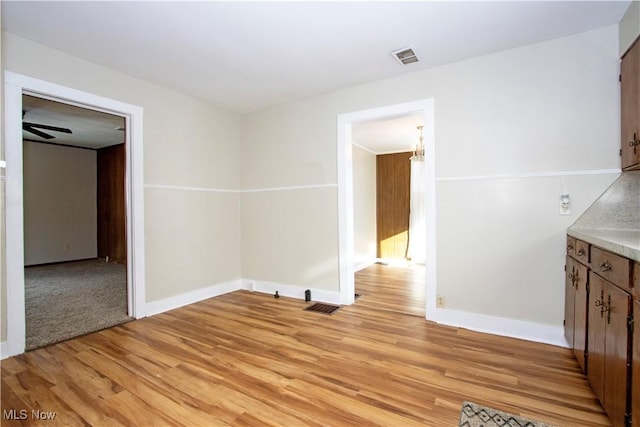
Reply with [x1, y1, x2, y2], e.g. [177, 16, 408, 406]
[25, 258, 132, 350]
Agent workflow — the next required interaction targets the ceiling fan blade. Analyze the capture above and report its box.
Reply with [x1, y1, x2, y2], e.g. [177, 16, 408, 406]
[23, 124, 55, 140]
[23, 122, 72, 134]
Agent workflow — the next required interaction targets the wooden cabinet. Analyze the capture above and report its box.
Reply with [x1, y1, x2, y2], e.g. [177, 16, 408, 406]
[566, 236, 636, 426]
[621, 38, 640, 171]
[591, 247, 632, 291]
[565, 254, 588, 371]
[588, 272, 632, 427]
[633, 300, 639, 427]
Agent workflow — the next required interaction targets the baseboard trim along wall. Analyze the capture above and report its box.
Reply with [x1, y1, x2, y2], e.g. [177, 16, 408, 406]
[241, 279, 342, 305]
[145, 279, 342, 319]
[435, 308, 569, 348]
[3, 283, 565, 360]
[145, 279, 244, 316]
[1, 341, 10, 360]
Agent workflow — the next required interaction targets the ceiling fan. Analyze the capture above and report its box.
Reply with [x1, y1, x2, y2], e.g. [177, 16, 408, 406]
[22, 110, 72, 140]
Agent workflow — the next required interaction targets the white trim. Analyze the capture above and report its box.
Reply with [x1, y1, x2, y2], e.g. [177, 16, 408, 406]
[436, 169, 621, 182]
[354, 260, 376, 272]
[3, 71, 146, 358]
[146, 280, 244, 317]
[0, 160, 6, 168]
[132, 278, 342, 320]
[145, 184, 237, 193]
[145, 183, 338, 194]
[241, 183, 337, 193]
[242, 279, 342, 305]
[337, 98, 437, 318]
[435, 308, 568, 348]
[0, 342, 9, 359]
[351, 142, 377, 155]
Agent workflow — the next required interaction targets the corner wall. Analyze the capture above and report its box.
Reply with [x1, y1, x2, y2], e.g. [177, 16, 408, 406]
[240, 25, 621, 333]
[352, 145, 376, 269]
[2, 33, 242, 312]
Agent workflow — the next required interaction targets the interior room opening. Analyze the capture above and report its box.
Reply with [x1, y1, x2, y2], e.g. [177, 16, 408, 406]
[22, 94, 131, 349]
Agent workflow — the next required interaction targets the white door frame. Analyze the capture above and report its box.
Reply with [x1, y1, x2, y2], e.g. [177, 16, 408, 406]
[3, 72, 146, 358]
[337, 99, 437, 320]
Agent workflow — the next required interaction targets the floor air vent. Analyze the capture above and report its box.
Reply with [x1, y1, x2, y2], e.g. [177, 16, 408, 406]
[305, 303, 341, 315]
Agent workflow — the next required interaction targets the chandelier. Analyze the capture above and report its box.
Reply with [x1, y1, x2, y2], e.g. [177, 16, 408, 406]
[411, 125, 424, 161]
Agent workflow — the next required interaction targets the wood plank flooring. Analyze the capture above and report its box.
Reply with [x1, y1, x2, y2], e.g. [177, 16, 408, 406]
[1, 288, 609, 426]
[355, 263, 425, 317]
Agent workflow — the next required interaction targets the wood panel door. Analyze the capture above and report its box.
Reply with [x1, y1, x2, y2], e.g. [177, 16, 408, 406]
[574, 261, 588, 372]
[633, 300, 639, 427]
[376, 152, 411, 259]
[588, 272, 606, 403]
[602, 283, 631, 427]
[97, 143, 127, 263]
[565, 258, 576, 349]
[622, 38, 640, 170]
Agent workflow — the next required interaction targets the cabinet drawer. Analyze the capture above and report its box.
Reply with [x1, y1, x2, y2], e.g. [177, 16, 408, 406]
[566, 236, 576, 257]
[591, 247, 632, 289]
[574, 240, 589, 264]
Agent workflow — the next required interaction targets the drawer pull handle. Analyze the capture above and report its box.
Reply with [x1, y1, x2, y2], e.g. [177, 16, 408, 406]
[567, 244, 574, 252]
[600, 261, 612, 272]
[577, 248, 585, 257]
[595, 290, 606, 318]
[568, 272, 577, 288]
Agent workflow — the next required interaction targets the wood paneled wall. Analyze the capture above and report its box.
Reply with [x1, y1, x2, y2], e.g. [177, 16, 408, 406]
[97, 143, 127, 263]
[376, 152, 411, 259]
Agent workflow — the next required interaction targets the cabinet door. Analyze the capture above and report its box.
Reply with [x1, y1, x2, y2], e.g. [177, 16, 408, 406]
[574, 262, 588, 372]
[602, 282, 631, 427]
[588, 273, 606, 403]
[565, 258, 576, 349]
[633, 300, 639, 427]
[622, 38, 640, 170]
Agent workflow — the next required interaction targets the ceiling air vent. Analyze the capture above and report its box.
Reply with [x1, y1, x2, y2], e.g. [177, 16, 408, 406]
[391, 47, 419, 65]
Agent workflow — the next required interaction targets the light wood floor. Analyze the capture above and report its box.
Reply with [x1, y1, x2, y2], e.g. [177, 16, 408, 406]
[355, 263, 425, 317]
[1, 284, 608, 425]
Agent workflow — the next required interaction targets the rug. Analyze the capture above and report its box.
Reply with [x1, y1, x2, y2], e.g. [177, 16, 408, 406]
[459, 401, 555, 427]
[25, 258, 132, 350]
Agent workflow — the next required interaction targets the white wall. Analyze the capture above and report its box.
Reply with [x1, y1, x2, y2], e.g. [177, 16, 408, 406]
[352, 144, 376, 269]
[23, 141, 97, 265]
[2, 33, 242, 306]
[620, 0, 640, 56]
[0, 23, 623, 346]
[240, 25, 621, 329]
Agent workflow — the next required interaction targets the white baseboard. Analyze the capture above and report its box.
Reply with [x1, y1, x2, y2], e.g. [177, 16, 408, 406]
[145, 279, 341, 318]
[242, 279, 341, 305]
[1, 341, 10, 360]
[435, 308, 569, 348]
[354, 260, 376, 272]
[145, 279, 243, 316]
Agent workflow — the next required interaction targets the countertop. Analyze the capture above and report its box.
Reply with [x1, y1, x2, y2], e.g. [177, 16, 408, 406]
[568, 171, 639, 263]
[567, 229, 640, 262]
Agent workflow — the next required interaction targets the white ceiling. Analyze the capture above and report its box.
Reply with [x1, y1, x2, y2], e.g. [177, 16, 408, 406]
[3, 1, 631, 117]
[4, 1, 631, 153]
[352, 112, 424, 155]
[22, 95, 125, 150]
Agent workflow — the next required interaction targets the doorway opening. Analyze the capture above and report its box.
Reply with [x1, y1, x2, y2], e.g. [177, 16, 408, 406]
[3, 72, 146, 358]
[337, 99, 436, 320]
[22, 94, 130, 349]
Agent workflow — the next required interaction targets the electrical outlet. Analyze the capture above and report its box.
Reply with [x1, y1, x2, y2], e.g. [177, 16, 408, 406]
[437, 295, 445, 308]
[560, 194, 571, 216]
